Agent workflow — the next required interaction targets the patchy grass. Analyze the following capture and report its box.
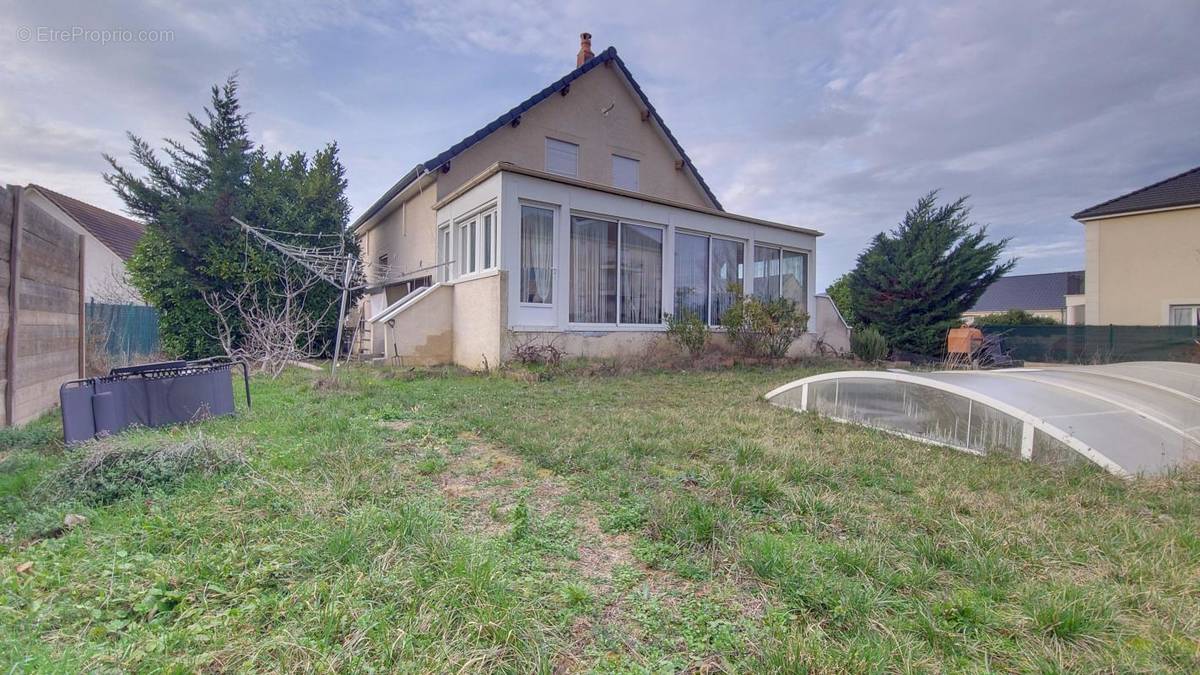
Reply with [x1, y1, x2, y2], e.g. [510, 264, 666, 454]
[1, 363, 1199, 672]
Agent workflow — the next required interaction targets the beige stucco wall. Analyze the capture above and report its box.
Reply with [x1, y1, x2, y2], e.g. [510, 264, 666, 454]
[381, 284, 453, 366]
[812, 294, 852, 354]
[361, 184, 439, 285]
[451, 271, 506, 370]
[503, 329, 828, 362]
[436, 65, 712, 209]
[1083, 206, 1200, 325]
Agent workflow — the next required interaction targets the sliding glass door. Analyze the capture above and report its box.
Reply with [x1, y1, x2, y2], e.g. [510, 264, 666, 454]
[674, 232, 709, 323]
[570, 216, 663, 325]
[570, 217, 618, 323]
[753, 244, 807, 310]
[711, 239, 744, 324]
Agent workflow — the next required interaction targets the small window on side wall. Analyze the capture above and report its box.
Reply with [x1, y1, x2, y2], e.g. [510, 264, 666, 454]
[612, 155, 639, 191]
[545, 138, 579, 177]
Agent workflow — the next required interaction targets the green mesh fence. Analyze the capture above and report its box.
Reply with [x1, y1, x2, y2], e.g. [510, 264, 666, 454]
[978, 325, 1200, 364]
[86, 302, 161, 357]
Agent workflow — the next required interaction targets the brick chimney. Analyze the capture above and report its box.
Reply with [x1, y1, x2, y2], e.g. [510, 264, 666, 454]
[576, 32, 594, 67]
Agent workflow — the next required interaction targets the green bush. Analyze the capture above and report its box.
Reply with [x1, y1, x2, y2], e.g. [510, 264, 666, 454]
[721, 295, 809, 359]
[972, 309, 1058, 326]
[851, 327, 889, 363]
[665, 311, 709, 357]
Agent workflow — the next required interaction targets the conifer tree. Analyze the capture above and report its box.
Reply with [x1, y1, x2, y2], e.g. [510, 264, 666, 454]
[847, 192, 1014, 356]
[105, 76, 353, 357]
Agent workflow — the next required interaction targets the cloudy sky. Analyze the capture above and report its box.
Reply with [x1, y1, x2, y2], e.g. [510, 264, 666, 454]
[2, 0, 1198, 289]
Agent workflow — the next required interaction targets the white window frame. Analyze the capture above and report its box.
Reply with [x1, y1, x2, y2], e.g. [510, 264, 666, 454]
[1168, 304, 1200, 327]
[752, 242, 809, 308]
[674, 228, 747, 328]
[519, 201, 557, 306]
[452, 206, 498, 278]
[436, 223, 451, 282]
[612, 154, 639, 191]
[545, 138, 579, 178]
[567, 211, 666, 328]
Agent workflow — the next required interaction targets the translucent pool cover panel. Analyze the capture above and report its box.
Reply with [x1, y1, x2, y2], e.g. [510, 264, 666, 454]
[765, 362, 1200, 478]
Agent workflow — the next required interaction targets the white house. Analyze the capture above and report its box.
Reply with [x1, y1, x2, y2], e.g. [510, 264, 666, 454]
[353, 35, 846, 368]
[25, 185, 145, 304]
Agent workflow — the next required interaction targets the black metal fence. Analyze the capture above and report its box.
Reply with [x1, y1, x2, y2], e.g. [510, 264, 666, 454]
[978, 325, 1200, 364]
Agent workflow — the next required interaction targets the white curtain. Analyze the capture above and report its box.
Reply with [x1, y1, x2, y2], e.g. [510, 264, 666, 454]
[674, 233, 709, 323]
[520, 206, 554, 303]
[620, 223, 662, 324]
[781, 250, 807, 310]
[570, 217, 617, 323]
[710, 239, 744, 323]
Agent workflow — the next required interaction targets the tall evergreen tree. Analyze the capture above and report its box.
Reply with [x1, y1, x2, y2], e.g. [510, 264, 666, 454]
[847, 192, 1015, 356]
[105, 76, 353, 357]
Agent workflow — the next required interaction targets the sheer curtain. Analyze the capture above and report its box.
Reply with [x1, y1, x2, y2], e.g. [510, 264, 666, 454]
[753, 245, 781, 300]
[674, 232, 709, 323]
[780, 250, 807, 310]
[710, 239, 744, 324]
[620, 223, 662, 324]
[520, 206, 554, 303]
[570, 216, 617, 323]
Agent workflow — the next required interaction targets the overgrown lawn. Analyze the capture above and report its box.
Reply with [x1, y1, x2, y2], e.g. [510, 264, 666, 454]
[1, 363, 1198, 672]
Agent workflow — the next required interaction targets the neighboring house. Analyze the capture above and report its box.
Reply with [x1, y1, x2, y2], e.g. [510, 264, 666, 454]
[1073, 165, 1200, 326]
[353, 35, 833, 368]
[964, 270, 1085, 324]
[24, 185, 145, 304]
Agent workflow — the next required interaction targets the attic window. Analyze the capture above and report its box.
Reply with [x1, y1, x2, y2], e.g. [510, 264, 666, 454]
[545, 138, 579, 178]
[612, 155, 639, 191]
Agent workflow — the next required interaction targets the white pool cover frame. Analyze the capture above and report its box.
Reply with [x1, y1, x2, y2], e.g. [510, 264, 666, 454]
[765, 362, 1200, 478]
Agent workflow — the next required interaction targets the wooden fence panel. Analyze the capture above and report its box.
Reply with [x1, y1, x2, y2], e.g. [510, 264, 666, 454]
[2, 185, 85, 427]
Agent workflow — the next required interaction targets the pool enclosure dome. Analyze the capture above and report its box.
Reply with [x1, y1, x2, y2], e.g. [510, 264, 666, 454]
[765, 362, 1200, 478]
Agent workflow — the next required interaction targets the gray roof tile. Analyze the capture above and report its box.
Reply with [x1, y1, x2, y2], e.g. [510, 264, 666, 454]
[1074, 165, 1200, 220]
[971, 271, 1084, 312]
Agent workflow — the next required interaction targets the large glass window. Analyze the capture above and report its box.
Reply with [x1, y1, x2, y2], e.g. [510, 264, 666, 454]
[753, 246, 781, 300]
[570, 216, 664, 324]
[620, 223, 662, 324]
[520, 205, 554, 304]
[674, 233, 744, 325]
[674, 233, 709, 323]
[570, 216, 618, 323]
[753, 244, 807, 310]
[710, 238, 744, 324]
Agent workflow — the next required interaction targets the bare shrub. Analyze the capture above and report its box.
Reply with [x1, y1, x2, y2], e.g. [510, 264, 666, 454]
[36, 434, 246, 506]
[508, 332, 566, 367]
[203, 264, 337, 378]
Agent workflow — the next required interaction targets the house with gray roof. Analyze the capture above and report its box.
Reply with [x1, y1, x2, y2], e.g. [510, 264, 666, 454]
[964, 270, 1085, 324]
[351, 34, 844, 367]
[1072, 164, 1200, 325]
[24, 185, 145, 304]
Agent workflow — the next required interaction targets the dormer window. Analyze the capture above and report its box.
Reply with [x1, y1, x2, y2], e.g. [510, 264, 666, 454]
[545, 138, 579, 177]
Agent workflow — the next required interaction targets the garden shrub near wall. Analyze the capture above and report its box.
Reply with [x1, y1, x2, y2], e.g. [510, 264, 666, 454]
[721, 296, 809, 359]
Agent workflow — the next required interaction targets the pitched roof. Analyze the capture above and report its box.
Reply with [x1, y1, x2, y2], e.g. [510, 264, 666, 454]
[1073, 165, 1200, 220]
[352, 46, 721, 230]
[970, 271, 1084, 312]
[30, 185, 145, 260]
